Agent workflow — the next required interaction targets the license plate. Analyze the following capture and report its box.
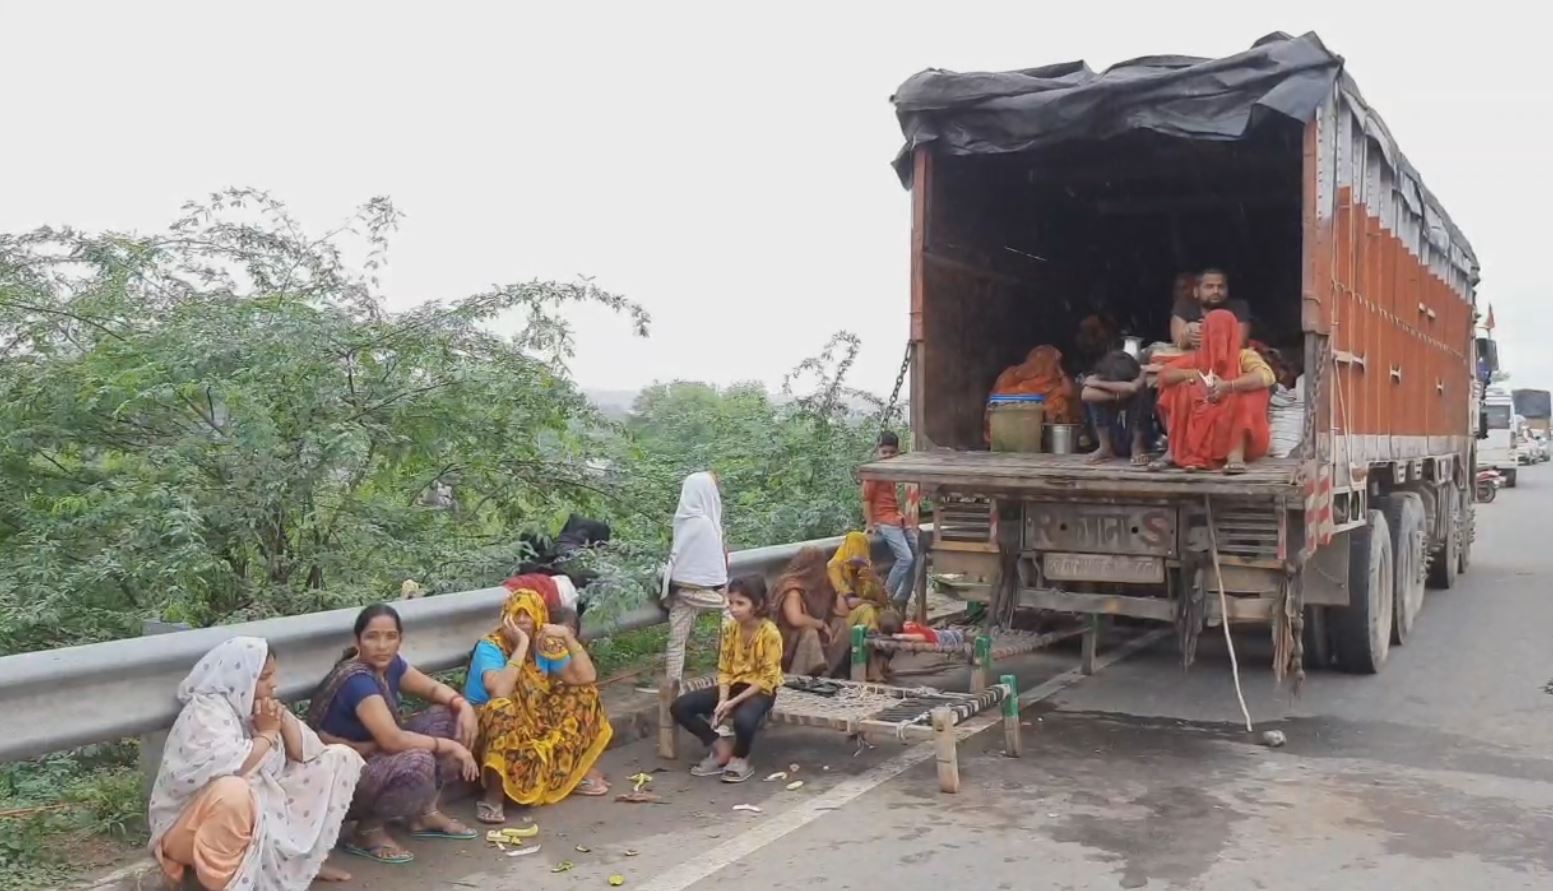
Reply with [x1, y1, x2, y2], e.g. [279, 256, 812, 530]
[1024, 503, 1176, 557]
[1044, 553, 1164, 584]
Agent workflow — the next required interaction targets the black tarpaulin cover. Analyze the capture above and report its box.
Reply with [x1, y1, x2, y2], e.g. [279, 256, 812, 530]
[890, 31, 1343, 186]
[889, 31, 1478, 277]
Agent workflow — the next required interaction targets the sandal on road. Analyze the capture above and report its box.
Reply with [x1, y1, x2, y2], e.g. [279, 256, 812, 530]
[342, 829, 414, 864]
[476, 800, 506, 824]
[407, 811, 478, 840]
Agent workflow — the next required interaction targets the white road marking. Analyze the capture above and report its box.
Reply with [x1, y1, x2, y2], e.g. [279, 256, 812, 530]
[634, 628, 1170, 891]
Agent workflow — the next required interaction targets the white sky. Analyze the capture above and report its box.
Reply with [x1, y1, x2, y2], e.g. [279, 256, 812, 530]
[3, 1, 1547, 395]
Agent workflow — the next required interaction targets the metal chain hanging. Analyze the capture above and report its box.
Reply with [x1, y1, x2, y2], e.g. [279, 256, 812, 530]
[881, 341, 913, 431]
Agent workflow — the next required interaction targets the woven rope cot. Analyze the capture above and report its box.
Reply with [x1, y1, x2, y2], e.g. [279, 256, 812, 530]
[658, 676, 1020, 792]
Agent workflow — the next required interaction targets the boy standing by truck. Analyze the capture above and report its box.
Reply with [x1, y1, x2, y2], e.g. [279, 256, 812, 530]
[863, 432, 919, 607]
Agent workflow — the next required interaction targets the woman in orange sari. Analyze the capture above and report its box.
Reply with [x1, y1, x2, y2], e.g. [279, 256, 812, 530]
[1152, 309, 1275, 474]
[986, 345, 1077, 442]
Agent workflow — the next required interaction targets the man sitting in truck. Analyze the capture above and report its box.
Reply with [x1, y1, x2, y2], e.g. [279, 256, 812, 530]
[1170, 268, 1251, 349]
[1151, 308, 1276, 474]
[1081, 349, 1156, 466]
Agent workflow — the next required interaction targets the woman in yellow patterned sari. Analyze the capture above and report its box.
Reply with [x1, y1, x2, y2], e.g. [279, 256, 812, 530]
[465, 589, 612, 823]
[827, 532, 891, 631]
[827, 532, 897, 681]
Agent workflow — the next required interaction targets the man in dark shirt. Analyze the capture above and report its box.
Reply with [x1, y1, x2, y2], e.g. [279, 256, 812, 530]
[1171, 268, 1250, 348]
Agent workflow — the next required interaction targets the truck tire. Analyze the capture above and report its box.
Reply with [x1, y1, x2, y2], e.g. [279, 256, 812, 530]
[1302, 605, 1331, 670]
[1428, 489, 1460, 590]
[1504, 469, 1517, 489]
[1333, 510, 1394, 674]
[1381, 493, 1426, 645]
[1457, 503, 1474, 576]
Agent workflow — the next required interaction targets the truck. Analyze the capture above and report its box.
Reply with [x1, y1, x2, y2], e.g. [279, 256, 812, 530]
[862, 33, 1479, 678]
[1481, 386, 1519, 484]
[1512, 388, 1550, 435]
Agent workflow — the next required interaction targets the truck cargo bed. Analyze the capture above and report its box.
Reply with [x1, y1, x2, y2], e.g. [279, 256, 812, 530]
[860, 451, 1301, 499]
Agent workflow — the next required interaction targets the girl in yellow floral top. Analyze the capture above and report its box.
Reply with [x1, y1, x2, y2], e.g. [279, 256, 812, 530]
[670, 576, 783, 783]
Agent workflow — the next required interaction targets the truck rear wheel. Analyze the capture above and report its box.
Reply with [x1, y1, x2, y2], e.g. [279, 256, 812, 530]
[1381, 493, 1426, 645]
[1457, 503, 1473, 576]
[1302, 605, 1332, 670]
[1427, 489, 1460, 590]
[1333, 510, 1393, 674]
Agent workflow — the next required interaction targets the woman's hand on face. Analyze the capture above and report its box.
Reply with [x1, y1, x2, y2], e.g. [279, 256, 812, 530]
[541, 623, 574, 642]
[253, 697, 284, 735]
[500, 616, 529, 650]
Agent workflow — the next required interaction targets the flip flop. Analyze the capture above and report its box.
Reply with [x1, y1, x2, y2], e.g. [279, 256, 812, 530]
[341, 843, 414, 865]
[407, 826, 478, 840]
[407, 815, 478, 840]
[576, 778, 610, 797]
[476, 801, 506, 824]
[1223, 461, 1248, 475]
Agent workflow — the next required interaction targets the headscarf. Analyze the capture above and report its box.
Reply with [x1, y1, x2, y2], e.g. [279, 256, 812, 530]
[1160, 309, 1268, 469]
[827, 532, 887, 604]
[503, 573, 561, 611]
[486, 589, 571, 676]
[1179, 309, 1242, 380]
[156, 637, 270, 792]
[149, 637, 363, 891]
[662, 472, 727, 596]
[989, 345, 1077, 423]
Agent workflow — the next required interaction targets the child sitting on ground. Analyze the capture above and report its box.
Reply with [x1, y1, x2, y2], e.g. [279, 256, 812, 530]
[669, 576, 783, 783]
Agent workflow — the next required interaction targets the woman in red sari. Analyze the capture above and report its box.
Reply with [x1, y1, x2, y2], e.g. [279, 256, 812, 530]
[1152, 309, 1275, 474]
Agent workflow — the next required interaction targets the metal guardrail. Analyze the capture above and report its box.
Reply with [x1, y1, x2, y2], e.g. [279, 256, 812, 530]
[0, 533, 892, 763]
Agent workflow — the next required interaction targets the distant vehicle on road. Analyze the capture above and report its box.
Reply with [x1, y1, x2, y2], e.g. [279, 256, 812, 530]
[1481, 387, 1520, 485]
[1520, 426, 1549, 464]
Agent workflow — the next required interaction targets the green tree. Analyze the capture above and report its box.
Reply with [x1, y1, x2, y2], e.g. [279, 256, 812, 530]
[0, 190, 647, 654]
[612, 332, 884, 550]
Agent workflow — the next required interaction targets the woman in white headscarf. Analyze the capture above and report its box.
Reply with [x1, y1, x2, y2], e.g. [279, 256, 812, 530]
[662, 471, 729, 684]
[149, 636, 363, 890]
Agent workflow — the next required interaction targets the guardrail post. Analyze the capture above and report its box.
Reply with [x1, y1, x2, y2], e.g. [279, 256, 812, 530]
[658, 675, 680, 761]
[137, 619, 190, 795]
[850, 625, 868, 682]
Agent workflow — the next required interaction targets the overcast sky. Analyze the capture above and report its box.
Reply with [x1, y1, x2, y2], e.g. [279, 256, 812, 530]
[4, 1, 1546, 396]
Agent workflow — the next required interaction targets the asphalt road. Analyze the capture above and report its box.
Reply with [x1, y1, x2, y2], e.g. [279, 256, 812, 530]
[351, 468, 1553, 890]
